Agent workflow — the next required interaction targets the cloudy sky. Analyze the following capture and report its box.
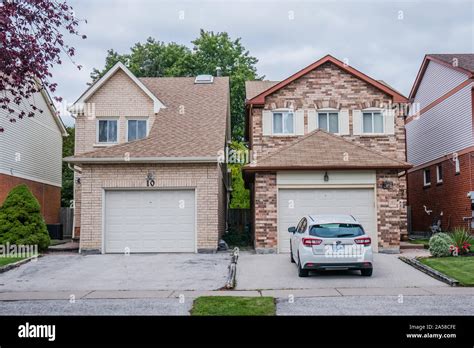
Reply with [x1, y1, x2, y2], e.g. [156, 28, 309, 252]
[52, 0, 474, 126]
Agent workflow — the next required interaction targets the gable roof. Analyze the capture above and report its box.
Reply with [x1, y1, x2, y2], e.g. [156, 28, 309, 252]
[409, 54, 474, 99]
[71, 62, 166, 113]
[245, 80, 279, 100]
[65, 76, 230, 163]
[243, 130, 411, 171]
[246, 55, 408, 105]
[38, 85, 68, 136]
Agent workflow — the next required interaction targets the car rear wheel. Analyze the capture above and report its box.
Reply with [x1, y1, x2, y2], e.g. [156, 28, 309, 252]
[297, 254, 309, 277]
[361, 268, 373, 277]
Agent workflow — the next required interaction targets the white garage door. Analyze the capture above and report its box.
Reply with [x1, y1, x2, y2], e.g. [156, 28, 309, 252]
[105, 190, 195, 253]
[278, 188, 376, 253]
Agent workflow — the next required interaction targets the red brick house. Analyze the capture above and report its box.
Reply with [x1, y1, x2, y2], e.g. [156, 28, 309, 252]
[243, 55, 411, 254]
[406, 54, 474, 233]
[0, 88, 67, 224]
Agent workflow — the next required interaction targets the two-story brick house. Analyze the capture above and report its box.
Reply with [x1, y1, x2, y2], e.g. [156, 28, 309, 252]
[406, 54, 474, 233]
[65, 62, 230, 254]
[243, 55, 411, 254]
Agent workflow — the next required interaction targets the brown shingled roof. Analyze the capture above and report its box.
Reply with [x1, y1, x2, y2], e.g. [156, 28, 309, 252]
[428, 54, 474, 73]
[243, 130, 411, 171]
[245, 80, 279, 100]
[67, 76, 229, 162]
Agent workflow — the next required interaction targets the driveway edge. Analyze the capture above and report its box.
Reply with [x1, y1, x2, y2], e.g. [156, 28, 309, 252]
[399, 256, 460, 287]
[0, 255, 42, 274]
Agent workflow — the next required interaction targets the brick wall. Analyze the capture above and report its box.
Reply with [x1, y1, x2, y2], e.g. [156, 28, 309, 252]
[408, 151, 474, 232]
[78, 163, 221, 252]
[0, 173, 61, 224]
[251, 62, 406, 162]
[253, 173, 277, 252]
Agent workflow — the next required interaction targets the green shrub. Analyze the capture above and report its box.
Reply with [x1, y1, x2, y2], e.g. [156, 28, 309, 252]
[429, 232, 452, 257]
[0, 184, 50, 250]
[448, 227, 472, 255]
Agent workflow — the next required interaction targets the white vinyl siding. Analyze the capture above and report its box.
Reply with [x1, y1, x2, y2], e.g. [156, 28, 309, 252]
[0, 92, 63, 187]
[411, 60, 469, 114]
[406, 82, 474, 166]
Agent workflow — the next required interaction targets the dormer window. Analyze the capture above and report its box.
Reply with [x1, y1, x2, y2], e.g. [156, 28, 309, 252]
[272, 111, 294, 135]
[127, 119, 148, 141]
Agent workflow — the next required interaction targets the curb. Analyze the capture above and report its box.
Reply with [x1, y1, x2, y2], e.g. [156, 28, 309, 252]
[0, 255, 42, 274]
[399, 256, 460, 286]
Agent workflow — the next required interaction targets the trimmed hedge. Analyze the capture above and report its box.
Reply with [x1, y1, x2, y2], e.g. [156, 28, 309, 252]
[0, 184, 50, 250]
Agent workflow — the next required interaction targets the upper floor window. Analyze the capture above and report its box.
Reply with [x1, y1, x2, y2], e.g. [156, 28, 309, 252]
[127, 119, 147, 141]
[436, 165, 443, 183]
[318, 112, 339, 133]
[362, 111, 384, 134]
[423, 168, 431, 187]
[97, 119, 118, 143]
[272, 111, 294, 134]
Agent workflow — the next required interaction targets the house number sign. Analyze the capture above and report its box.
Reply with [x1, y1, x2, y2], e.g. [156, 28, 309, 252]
[146, 172, 155, 187]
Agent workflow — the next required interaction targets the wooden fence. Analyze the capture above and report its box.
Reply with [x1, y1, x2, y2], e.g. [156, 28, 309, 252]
[60, 207, 74, 239]
[228, 209, 251, 233]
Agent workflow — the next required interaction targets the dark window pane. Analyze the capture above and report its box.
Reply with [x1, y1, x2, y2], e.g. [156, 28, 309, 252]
[137, 120, 147, 139]
[329, 113, 339, 133]
[98, 120, 108, 142]
[318, 113, 328, 131]
[309, 223, 365, 238]
[128, 120, 137, 141]
[363, 113, 372, 133]
[108, 120, 117, 142]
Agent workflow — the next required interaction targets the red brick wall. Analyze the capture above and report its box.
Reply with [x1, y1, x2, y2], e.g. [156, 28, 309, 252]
[0, 173, 61, 224]
[407, 151, 474, 232]
[253, 172, 277, 251]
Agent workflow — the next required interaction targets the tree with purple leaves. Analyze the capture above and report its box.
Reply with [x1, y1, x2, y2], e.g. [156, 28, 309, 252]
[0, 0, 86, 132]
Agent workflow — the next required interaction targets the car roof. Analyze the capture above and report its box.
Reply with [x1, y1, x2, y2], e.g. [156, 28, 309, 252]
[307, 214, 359, 224]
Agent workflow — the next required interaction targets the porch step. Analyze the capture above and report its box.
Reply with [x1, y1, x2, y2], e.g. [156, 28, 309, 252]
[47, 240, 79, 253]
[400, 241, 426, 250]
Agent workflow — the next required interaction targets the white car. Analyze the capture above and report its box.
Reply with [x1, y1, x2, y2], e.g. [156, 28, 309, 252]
[289, 214, 373, 277]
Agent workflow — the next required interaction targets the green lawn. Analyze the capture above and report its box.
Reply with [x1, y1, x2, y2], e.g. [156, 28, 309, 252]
[420, 257, 474, 286]
[408, 239, 429, 248]
[191, 296, 275, 316]
[0, 257, 26, 267]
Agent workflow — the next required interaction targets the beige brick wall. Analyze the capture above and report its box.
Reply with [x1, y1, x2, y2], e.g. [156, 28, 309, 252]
[78, 163, 221, 252]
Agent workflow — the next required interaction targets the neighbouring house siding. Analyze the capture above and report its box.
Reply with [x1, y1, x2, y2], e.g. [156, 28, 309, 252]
[406, 82, 474, 166]
[410, 60, 469, 113]
[251, 62, 406, 162]
[408, 151, 474, 232]
[0, 91, 63, 187]
[78, 163, 221, 252]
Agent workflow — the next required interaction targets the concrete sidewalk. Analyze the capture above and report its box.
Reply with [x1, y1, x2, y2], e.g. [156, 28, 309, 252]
[1, 286, 473, 301]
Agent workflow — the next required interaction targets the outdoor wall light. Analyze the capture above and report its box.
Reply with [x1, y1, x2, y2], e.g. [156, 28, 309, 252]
[324, 172, 329, 182]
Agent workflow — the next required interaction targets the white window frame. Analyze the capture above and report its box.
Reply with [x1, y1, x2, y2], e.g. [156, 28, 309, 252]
[96, 118, 119, 145]
[423, 168, 431, 187]
[272, 109, 295, 135]
[317, 108, 339, 134]
[436, 165, 443, 184]
[362, 108, 384, 135]
[455, 157, 460, 174]
[126, 118, 149, 142]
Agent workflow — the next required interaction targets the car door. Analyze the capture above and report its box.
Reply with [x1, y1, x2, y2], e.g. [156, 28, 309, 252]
[291, 218, 303, 256]
[293, 218, 307, 257]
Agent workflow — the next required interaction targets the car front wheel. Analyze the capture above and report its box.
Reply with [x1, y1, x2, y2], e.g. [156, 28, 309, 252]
[361, 268, 373, 277]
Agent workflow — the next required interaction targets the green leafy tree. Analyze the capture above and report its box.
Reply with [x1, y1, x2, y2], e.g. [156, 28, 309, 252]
[61, 127, 75, 207]
[229, 141, 250, 209]
[0, 185, 50, 250]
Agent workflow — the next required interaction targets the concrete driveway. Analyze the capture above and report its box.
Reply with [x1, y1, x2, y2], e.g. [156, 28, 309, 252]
[0, 253, 230, 292]
[236, 252, 447, 290]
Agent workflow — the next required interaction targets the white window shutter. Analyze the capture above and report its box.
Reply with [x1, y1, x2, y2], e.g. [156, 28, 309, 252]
[352, 110, 362, 135]
[262, 110, 272, 136]
[295, 109, 305, 135]
[383, 108, 395, 135]
[307, 109, 318, 132]
[339, 109, 350, 135]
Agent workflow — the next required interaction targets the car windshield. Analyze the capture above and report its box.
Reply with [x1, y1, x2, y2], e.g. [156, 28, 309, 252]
[309, 223, 364, 238]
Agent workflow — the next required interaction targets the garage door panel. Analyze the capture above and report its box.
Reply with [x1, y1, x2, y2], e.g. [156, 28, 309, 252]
[105, 190, 195, 253]
[278, 188, 376, 253]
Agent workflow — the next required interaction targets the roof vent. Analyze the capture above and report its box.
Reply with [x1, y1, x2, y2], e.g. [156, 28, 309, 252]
[194, 75, 214, 84]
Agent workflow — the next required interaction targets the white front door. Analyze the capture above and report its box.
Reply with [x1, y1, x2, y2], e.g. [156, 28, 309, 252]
[278, 188, 377, 253]
[104, 189, 195, 253]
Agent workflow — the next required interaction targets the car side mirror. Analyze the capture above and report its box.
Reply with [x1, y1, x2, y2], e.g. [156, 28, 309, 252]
[288, 226, 296, 233]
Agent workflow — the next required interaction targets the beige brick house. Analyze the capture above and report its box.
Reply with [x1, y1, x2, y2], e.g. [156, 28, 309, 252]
[243, 55, 411, 254]
[65, 62, 230, 253]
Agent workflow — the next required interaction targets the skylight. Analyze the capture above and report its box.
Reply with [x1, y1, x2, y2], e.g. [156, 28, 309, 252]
[194, 75, 214, 84]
